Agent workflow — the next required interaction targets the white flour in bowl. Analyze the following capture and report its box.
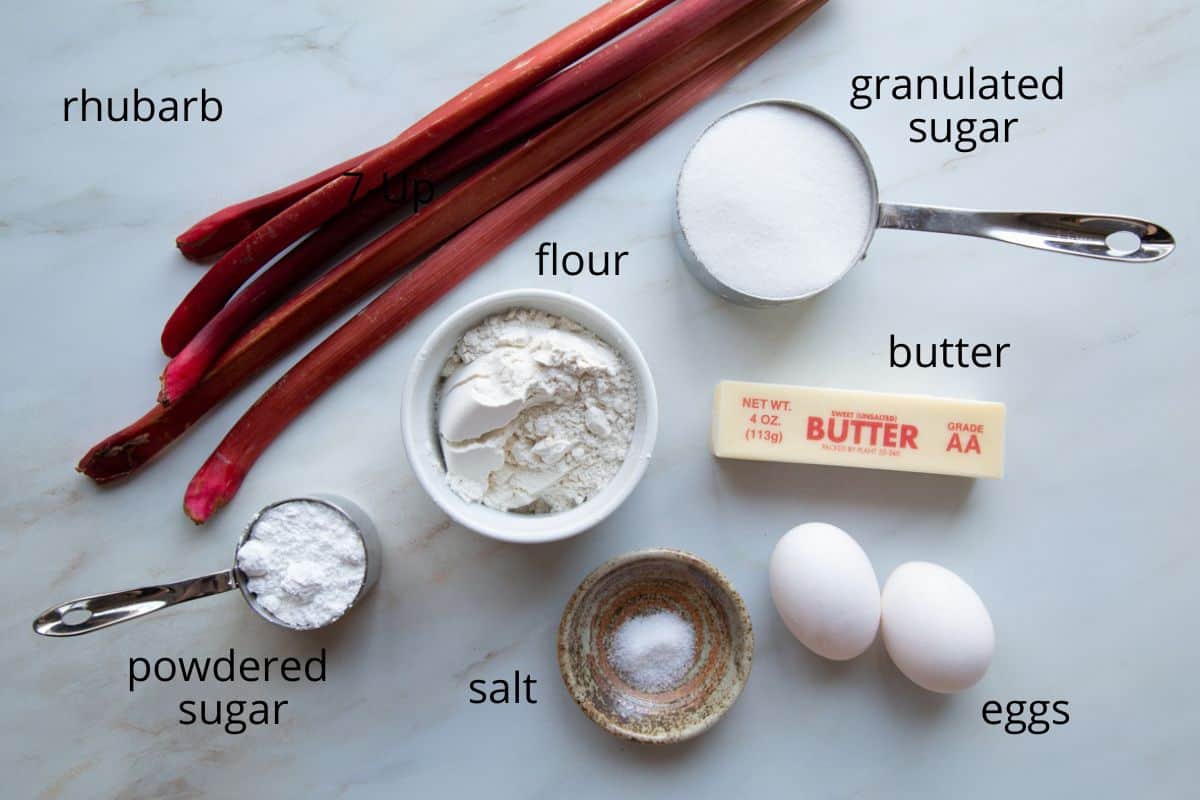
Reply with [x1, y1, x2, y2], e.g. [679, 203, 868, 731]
[436, 308, 636, 513]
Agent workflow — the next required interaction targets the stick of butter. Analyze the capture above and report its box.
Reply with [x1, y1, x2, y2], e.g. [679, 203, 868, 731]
[711, 381, 1005, 479]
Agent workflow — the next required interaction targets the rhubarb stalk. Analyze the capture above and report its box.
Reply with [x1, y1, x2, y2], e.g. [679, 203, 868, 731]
[79, 0, 827, 486]
[158, 0, 762, 404]
[182, 2, 825, 521]
[174, 146, 381, 260]
[159, 190, 398, 405]
[159, 0, 674, 356]
[161, 0, 811, 411]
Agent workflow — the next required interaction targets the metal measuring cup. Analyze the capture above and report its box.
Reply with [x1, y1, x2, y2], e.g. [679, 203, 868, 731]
[33, 495, 381, 637]
[675, 99, 1175, 307]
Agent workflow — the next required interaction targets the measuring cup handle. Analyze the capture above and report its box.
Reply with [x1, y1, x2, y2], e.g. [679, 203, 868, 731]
[877, 202, 1174, 263]
[33, 569, 237, 637]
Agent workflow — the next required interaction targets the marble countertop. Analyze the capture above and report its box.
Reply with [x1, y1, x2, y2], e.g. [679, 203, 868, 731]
[2, 1, 1197, 797]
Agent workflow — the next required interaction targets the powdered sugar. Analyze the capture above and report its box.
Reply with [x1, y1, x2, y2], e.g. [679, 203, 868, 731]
[437, 308, 636, 513]
[236, 500, 366, 629]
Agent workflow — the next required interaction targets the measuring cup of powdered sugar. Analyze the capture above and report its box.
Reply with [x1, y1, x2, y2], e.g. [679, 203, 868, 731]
[675, 99, 1175, 306]
[33, 496, 380, 637]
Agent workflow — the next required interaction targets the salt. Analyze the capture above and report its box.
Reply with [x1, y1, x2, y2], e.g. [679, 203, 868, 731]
[677, 103, 875, 300]
[609, 610, 696, 692]
[236, 500, 366, 629]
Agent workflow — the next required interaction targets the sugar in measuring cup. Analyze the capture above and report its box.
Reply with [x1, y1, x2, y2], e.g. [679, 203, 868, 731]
[675, 100, 1175, 306]
[33, 495, 380, 637]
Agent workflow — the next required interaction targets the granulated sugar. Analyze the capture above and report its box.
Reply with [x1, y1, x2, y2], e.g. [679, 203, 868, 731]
[609, 610, 696, 692]
[236, 500, 366, 629]
[677, 103, 875, 300]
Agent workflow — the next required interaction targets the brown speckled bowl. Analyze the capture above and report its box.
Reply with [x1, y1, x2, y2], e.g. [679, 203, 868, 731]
[557, 548, 754, 744]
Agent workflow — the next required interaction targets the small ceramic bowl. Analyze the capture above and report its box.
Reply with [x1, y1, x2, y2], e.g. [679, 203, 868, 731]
[401, 289, 658, 544]
[558, 548, 754, 743]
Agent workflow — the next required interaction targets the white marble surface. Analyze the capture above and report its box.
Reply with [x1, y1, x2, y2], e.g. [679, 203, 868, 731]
[2, 1, 1197, 797]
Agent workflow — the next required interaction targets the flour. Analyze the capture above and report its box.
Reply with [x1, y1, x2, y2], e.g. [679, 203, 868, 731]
[437, 308, 636, 513]
[236, 500, 366, 629]
[677, 103, 876, 300]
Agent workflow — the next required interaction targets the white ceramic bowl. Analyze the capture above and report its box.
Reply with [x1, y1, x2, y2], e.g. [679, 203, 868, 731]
[402, 289, 658, 544]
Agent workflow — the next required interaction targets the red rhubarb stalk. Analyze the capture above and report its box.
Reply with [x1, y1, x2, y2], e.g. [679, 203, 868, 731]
[175, 146, 381, 260]
[173, 1, 686, 262]
[418, 0, 761, 178]
[159, 191, 396, 405]
[159, 0, 675, 356]
[79, 0, 827, 486]
[184, 1, 827, 521]
[158, 0, 762, 404]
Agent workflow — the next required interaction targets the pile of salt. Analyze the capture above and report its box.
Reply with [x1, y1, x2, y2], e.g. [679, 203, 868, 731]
[609, 610, 696, 692]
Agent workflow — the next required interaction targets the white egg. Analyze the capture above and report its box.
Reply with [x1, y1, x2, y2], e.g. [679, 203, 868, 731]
[881, 561, 995, 694]
[769, 522, 880, 660]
